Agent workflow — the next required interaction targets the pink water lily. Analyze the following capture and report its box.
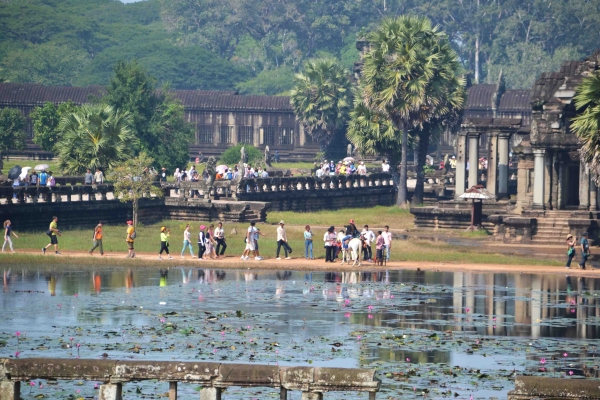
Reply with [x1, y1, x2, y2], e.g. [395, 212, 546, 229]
[14, 351, 20, 358]
[368, 305, 373, 310]
[465, 307, 470, 313]
[564, 352, 568, 357]
[344, 313, 351, 317]
[30, 381, 35, 387]
[406, 357, 410, 362]
[569, 370, 574, 375]
[16, 331, 21, 337]
[540, 358, 546, 364]
[368, 314, 373, 319]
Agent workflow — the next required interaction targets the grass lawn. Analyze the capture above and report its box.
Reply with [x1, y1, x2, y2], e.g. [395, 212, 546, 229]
[2, 218, 562, 267]
[2, 158, 61, 174]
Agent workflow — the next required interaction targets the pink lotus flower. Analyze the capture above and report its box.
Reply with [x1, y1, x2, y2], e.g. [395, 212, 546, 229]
[74, 294, 78, 298]
[344, 313, 351, 317]
[15, 331, 21, 337]
[30, 381, 35, 387]
[160, 318, 165, 323]
[94, 383, 99, 389]
[390, 295, 394, 299]
[492, 317, 497, 321]
[406, 358, 410, 362]
[357, 335, 361, 340]
[465, 308, 470, 313]
[368, 314, 373, 319]
[564, 352, 568, 357]
[540, 367, 546, 372]
[540, 358, 546, 364]
[569, 370, 573, 375]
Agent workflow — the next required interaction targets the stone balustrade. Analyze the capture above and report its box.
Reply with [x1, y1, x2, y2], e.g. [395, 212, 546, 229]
[0, 358, 380, 400]
[0, 184, 117, 205]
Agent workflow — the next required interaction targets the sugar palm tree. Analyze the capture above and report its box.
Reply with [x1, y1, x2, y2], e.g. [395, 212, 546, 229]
[572, 72, 600, 180]
[360, 15, 465, 206]
[56, 104, 137, 175]
[290, 58, 352, 151]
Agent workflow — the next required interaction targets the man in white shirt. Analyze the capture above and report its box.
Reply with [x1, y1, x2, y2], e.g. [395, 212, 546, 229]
[276, 220, 291, 259]
[241, 222, 259, 260]
[381, 160, 390, 173]
[361, 225, 375, 261]
[315, 167, 324, 178]
[357, 161, 367, 175]
[382, 225, 392, 261]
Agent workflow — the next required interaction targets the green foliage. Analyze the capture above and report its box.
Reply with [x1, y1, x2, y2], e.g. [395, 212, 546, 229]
[572, 72, 600, 181]
[55, 104, 137, 175]
[108, 152, 164, 227]
[102, 61, 193, 171]
[218, 144, 263, 166]
[0, 108, 26, 173]
[290, 58, 352, 149]
[236, 67, 295, 95]
[31, 101, 79, 152]
[1, 43, 89, 86]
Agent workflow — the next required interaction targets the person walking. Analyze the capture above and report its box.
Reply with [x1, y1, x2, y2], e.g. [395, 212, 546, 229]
[94, 168, 104, 185]
[214, 222, 227, 258]
[579, 232, 590, 270]
[197, 225, 207, 260]
[566, 234, 576, 269]
[89, 221, 104, 256]
[241, 222, 257, 260]
[181, 224, 195, 258]
[42, 216, 61, 255]
[361, 224, 375, 262]
[84, 169, 93, 185]
[158, 227, 172, 260]
[2, 220, 18, 253]
[324, 226, 336, 262]
[205, 224, 217, 259]
[126, 220, 136, 258]
[304, 225, 314, 259]
[276, 220, 291, 260]
[382, 225, 392, 261]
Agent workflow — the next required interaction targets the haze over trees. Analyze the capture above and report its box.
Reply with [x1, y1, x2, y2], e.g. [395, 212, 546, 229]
[0, 0, 597, 94]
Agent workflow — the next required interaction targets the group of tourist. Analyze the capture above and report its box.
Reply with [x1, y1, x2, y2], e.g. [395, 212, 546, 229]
[154, 222, 227, 260]
[565, 232, 592, 270]
[314, 160, 370, 177]
[11, 169, 56, 188]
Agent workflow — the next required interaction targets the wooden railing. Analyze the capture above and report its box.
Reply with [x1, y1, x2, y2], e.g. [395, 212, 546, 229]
[0, 358, 380, 400]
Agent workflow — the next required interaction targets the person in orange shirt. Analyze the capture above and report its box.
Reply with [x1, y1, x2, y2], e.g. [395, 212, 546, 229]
[89, 221, 104, 256]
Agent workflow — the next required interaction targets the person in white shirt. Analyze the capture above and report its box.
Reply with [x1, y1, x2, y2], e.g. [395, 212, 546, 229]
[316, 165, 324, 178]
[361, 225, 375, 261]
[381, 160, 390, 173]
[357, 161, 367, 175]
[276, 220, 291, 259]
[181, 224, 195, 258]
[241, 222, 258, 260]
[214, 222, 226, 258]
[382, 225, 392, 261]
[94, 168, 104, 184]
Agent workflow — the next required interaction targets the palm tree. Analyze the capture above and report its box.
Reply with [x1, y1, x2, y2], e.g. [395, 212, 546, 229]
[572, 72, 600, 180]
[55, 104, 137, 175]
[290, 58, 353, 152]
[360, 15, 465, 206]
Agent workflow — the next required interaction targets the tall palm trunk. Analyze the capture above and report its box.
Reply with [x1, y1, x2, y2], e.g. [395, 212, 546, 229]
[397, 124, 408, 207]
[413, 129, 431, 205]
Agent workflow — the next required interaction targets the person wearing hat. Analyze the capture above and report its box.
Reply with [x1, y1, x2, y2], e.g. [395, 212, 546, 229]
[357, 161, 367, 175]
[126, 220, 136, 258]
[158, 226, 172, 260]
[565, 234, 576, 269]
[324, 226, 337, 262]
[579, 232, 590, 270]
[276, 220, 291, 260]
[341, 219, 358, 250]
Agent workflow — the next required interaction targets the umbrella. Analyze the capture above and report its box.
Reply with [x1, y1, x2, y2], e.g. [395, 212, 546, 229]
[34, 164, 50, 171]
[216, 165, 228, 174]
[8, 165, 21, 180]
[343, 157, 355, 162]
[19, 167, 32, 179]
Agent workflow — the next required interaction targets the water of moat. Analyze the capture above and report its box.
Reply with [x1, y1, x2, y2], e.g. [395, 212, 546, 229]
[2, 266, 600, 400]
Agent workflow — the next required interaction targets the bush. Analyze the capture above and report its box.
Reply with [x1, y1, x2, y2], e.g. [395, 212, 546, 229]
[219, 144, 263, 166]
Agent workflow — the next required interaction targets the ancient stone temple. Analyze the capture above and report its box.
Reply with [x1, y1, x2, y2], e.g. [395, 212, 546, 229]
[413, 49, 600, 243]
[0, 83, 319, 160]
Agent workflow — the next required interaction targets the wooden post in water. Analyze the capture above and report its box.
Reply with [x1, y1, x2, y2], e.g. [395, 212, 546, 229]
[98, 383, 122, 400]
[301, 392, 323, 400]
[280, 387, 288, 400]
[0, 381, 20, 400]
[169, 382, 177, 400]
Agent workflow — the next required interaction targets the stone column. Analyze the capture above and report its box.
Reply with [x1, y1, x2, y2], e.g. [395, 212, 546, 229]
[532, 149, 545, 209]
[301, 392, 323, 400]
[99, 383, 122, 400]
[468, 133, 480, 189]
[169, 382, 177, 400]
[579, 160, 590, 210]
[454, 132, 467, 199]
[200, 387, 222, 400]
[544, 150, 553, 209]
[486, 132, 498, 196]
[590, 180, 597, 212]
[497, 133, 511, 199]
[0, 381, 20, 400]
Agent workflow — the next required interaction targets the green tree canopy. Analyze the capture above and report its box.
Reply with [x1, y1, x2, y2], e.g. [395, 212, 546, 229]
[290, 58, 352, 151]
[55, 104, 137, 175]
[31, 101, 79, 152]
[572, 72, 600, 181]
[219, 144, 263, 167]
[0, 108, 26, 174]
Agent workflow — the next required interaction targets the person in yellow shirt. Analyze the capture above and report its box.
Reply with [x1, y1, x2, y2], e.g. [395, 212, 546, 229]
[89, 221, 104, 256]
[126, 220, 136, 258]
[158, 226, 172, 260]
[43, 216, 61, 255]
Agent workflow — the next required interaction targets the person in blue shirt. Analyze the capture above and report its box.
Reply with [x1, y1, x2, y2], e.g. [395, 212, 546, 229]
[39, 170, 48, 186]
[579, 232, 591, 270]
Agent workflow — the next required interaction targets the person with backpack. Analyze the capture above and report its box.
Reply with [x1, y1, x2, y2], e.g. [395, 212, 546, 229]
[42, 216, 61, 255]
[126, 220, 136, 258]
[39, 170, 48, 186]
[89, 221, 104, 256]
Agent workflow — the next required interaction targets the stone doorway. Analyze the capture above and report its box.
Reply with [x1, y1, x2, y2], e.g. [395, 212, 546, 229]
[565, 163, 580, 208]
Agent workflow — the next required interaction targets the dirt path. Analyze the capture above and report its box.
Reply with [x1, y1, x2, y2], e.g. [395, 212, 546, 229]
[6, 249, 597, 277]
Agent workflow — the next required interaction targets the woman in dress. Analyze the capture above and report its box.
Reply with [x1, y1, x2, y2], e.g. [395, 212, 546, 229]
[204, 224, 217, 259]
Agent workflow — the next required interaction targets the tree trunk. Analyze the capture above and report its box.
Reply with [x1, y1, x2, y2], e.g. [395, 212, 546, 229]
[413, 130, 431, 205]
[0, 152, 3, 175]
[474, 34, 480, 84]
[133, 199, 138, 227]
[397, 125, 408, 207]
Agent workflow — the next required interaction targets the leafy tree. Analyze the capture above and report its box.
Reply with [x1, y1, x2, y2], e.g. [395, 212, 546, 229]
[236, 67, 296, 95]
[0, 108, 26, 174]
[359, 16, 465, 206]
[55, 104, 137, 175]
[219, 144, 263, 166]
[572, 72, 600, 181]
[31, 101, 79, 152]
[108, 152, 163, 227]
[290, 58, 352, 151]
[102, 61, 193, 172]
[1, 43, 89, 86]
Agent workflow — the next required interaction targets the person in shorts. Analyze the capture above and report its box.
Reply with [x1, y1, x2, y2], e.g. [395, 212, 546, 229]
[126, 220, 136, 258]
[241, 222, 257, 261]
[43, 216, 61, 255]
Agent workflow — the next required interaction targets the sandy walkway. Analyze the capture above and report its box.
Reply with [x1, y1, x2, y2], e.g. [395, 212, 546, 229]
[6, 249, 597, 277]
